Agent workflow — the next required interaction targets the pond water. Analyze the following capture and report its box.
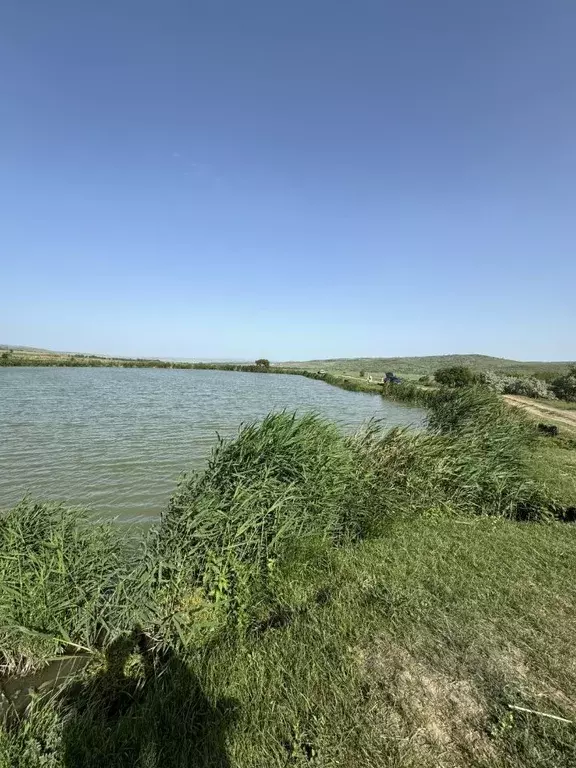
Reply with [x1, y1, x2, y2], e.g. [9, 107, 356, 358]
[0, 368, 425, 522]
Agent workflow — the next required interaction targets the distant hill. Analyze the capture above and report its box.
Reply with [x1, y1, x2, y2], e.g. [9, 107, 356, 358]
[0, 344, 63, 354]
[279, 354, 575, 377]
[0, 346, 252, 363]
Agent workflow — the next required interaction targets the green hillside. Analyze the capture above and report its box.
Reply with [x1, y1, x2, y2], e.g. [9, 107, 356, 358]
[280, 354, 574, 377]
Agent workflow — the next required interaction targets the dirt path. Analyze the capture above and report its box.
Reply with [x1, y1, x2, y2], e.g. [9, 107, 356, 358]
[503, 395, 576, 432]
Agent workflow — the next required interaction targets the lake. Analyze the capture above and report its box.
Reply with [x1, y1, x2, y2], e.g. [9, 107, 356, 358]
[0, 368, 425, 522]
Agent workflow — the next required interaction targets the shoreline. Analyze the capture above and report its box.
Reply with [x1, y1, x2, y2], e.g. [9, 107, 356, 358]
[0, 355, 440, 409]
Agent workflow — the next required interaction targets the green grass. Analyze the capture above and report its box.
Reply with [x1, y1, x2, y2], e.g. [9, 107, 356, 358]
[2, 388, 576, 766]
[526, 435, 576, 510]
[2, 519, 576, 767]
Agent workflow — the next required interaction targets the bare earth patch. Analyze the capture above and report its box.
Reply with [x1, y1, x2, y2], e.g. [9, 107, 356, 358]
[361, 636, 495, 767]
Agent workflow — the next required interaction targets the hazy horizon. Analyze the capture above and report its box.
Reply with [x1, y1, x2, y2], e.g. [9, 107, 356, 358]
[2, 343, 573, 365]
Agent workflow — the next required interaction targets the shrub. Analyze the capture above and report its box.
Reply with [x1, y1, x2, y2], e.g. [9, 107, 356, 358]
[479, 371, 555, 399]
[504, 376, 554, 399]
[434, 366, 476, 388]
[255, 358, 270, 368]
[478, 370, 507, 394]
[533, 370, 559, 382]
[551, 367, 576, 402]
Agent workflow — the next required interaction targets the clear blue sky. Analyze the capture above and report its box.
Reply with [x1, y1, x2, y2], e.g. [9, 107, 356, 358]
[1, 1, 575, 361]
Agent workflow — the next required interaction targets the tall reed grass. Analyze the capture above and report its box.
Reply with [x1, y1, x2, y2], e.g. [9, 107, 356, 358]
[153, 389, 549, 634]
[0, 501, 149, 676]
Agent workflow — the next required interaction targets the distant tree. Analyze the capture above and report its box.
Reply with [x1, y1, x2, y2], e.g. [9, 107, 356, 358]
[255, 358, 270, 368]
[434, 366, 476, 388]
[1, 352, 9, 360]
[551, 367, 576, 402]
[359, 370, 365, 378]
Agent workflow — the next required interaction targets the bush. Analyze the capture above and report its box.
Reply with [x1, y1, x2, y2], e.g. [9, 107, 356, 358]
[551, 367, 576, 402]
[477, 370, 507, 394]
[504, 376, 554, 399]
[532, 370, 559, 382]
[434, 366, 476, 388]
[479, 371, 555, 399]
[255, 358, 270, 368]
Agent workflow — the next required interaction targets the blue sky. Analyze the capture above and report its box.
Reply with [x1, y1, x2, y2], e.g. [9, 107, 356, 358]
[1, 1, 575, 361]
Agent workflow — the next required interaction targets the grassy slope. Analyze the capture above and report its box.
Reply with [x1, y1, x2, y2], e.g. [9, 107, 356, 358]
[280, 354, 574, 377]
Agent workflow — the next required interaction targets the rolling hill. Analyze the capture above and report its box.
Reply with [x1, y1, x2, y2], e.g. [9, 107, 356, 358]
[279, 354, 574, 377]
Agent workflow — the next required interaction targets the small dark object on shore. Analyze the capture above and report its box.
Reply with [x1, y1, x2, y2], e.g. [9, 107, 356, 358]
[538, 423, 559, 437]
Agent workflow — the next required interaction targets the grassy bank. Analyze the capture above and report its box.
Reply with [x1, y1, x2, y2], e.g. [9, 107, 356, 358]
[1, 389, 576, 766]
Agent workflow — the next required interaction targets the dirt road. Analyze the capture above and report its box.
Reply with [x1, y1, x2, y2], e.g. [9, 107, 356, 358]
[503, 395, 576, 433]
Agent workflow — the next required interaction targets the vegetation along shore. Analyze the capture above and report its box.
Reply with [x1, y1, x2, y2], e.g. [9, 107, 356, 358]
[1, 382, 576, 767]
[2, 348, 575, 403]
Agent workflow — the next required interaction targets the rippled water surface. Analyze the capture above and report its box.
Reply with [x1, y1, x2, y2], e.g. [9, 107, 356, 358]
[0, 368, 425, 521]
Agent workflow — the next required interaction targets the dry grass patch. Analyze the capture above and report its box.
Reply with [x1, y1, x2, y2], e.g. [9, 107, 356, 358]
[361, 635, 494, 768]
